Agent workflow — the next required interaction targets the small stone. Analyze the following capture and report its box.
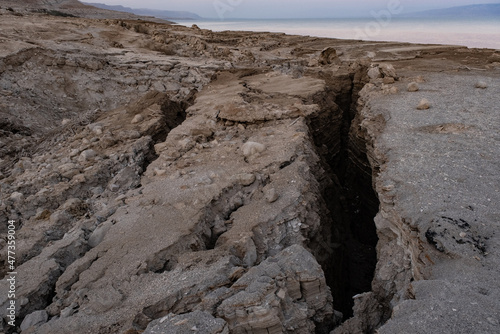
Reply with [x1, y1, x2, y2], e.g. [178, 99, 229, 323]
[238, 173, 256, 186]
[10, 192, 24, 201]
[99, 136, 117, 149]
[415, 75, 426, 83]
[131, 114, 144, 124]
[383, 77, 395, 84]
[367, 67, 382, 79]
[238, 123, 246, 131]
[79, 149, 97, 161]
[20, 310, 48, 331]
[61, 118, 71, 126]
[417, 99, 431, 110]
[379, 63, 397, 78]
[459, 232, 467, 238]
[407, 82, 419, 92]
[241, 141, 266, 158]
[475, 81, 488, 89]
[265, 188, 279, 203]
[92, 126, 103, 135]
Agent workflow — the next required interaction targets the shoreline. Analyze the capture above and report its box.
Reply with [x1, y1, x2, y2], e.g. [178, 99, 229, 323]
[175, 17, 500, 50]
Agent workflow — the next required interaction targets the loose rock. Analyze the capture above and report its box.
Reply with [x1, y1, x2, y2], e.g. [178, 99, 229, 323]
[241, 141, 266, 158]
[407, 82, 420, 92]
[475, 81, 488, 89]
[79, 149, 97, 161]
[238, 173, 256, 186]
[264, 188, 279, 203]
[417, 98, 431, 110]
[10, 192, 24, 201]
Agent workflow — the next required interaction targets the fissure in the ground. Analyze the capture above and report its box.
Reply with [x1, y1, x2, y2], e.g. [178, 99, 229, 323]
[308, 71, 379, 325]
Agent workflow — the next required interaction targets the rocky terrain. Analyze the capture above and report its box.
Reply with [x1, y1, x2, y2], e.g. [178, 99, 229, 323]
[0, 3, 499, 334]
[0, 0, 172, 22]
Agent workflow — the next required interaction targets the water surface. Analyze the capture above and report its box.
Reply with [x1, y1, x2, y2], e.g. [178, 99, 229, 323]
[175, 18, 500, 50]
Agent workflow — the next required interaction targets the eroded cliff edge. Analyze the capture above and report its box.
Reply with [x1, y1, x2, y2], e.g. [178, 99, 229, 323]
[0, 6, 499, 334]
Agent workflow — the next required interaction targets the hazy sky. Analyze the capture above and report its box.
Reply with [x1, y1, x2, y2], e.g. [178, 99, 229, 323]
[94, 0, 500, 18]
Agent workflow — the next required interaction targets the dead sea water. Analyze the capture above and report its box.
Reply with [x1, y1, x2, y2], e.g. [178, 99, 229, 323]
[176, 18, 500, 50]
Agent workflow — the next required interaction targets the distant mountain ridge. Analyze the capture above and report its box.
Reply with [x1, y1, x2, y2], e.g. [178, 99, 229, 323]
[403, 4, 500, 18]
[84, 3, 202, 19]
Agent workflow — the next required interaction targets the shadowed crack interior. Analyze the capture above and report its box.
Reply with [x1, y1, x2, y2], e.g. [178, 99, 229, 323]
[307, 68, 379, 322]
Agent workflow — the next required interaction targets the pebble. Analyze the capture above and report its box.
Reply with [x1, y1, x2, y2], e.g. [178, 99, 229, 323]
[265, 188, 279, 203]
[241, 141, 266, 158]
[407, 82, 419, 92]
[154, 168, 167, 176]
[238, 173, 256, 186]
[475, 81, 488, 89]
[417, 99, 431, 110]
[277, 289, 286, 299]
[92, 126, 103, 135]
[10, 192, 24, 201]
[79, 149, 97, 161]
[379, 63, 397, 78]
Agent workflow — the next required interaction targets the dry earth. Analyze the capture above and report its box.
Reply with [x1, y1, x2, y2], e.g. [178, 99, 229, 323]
[0, 3, 499, 334]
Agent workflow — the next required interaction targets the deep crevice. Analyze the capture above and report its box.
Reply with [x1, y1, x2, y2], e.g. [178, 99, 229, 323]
[307, 67, 379, 322]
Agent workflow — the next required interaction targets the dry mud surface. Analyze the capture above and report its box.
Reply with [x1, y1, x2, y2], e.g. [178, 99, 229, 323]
[0, 4, 499, 334]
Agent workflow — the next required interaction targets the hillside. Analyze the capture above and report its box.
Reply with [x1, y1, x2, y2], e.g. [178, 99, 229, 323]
[403, 3, 500, 18]
[84, 3, 202, 19]
[0, 0, 172, 21]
